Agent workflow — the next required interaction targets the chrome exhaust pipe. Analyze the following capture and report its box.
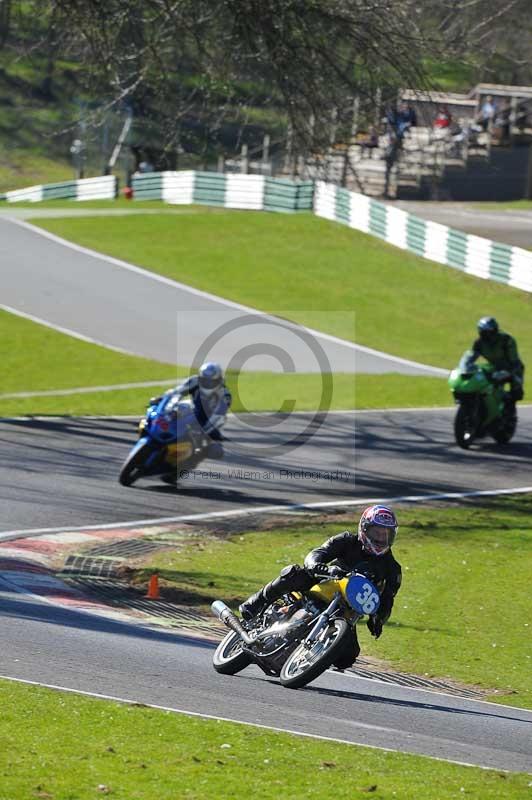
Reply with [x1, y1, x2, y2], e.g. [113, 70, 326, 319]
[211, 600, 255, 646]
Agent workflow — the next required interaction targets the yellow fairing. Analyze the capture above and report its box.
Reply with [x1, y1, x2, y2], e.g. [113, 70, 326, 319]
[308, 578, 357, 623]
[164, 441, 193, 465]
[308, 578, 349, 604]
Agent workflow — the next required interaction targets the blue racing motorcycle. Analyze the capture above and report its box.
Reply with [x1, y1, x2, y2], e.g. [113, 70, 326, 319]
[118, 394, 221, 487]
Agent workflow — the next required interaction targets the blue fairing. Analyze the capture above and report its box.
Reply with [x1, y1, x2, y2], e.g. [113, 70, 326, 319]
[144, 396, 198, 445]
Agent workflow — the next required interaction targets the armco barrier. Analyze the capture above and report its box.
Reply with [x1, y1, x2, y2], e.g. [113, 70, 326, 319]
[132, 171, 315, 213]
[313, 180, 532, 294]
[0, 175, 117, 203]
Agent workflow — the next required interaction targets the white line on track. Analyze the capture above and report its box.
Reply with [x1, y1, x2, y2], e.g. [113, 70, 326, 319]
[0, 303, 139, 358]
[5, 216, 447, 376]
[2, 485, 532, 540]
[0, 378, 176, 399]
[0, 674, 507, 772]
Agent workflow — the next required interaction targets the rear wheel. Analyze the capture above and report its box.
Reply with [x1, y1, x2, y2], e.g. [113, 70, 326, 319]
[280, 619, 349, 689]
[492, 410, 517, 444]
[213, 631, 252, 675]
[118, 441, 157, 486]
[454, 406, 476, 449]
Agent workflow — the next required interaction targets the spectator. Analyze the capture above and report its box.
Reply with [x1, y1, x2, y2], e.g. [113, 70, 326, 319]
[478, 95, 497, 131]
[494, 99, 511, 144]
[139, 159, 154, 173]
[433, 105, 452, 129]
[386, 101, 417, 142]
[516, 103, 528, 132]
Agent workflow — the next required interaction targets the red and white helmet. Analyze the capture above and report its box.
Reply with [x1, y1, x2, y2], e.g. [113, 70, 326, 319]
[358, 505, 398, 556]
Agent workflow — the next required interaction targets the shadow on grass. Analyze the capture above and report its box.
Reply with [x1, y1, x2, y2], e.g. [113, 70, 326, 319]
[127, 567, 258, 608]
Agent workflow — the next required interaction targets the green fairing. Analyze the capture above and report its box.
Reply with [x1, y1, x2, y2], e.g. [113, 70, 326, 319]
[448, 353, 516, 448]
[448, 362, 502, 426]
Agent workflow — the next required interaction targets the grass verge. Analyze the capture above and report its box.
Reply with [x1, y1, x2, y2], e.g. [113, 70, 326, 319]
[0, 150, 73, 193]
[0, 307, 451, 416]
[472, 200, 532, 211]
[130, 496, 532, 709]
[31, 209, 532, 370]
[0, 680, 530, 800]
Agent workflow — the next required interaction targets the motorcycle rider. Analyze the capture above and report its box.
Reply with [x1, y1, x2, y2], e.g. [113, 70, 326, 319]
[239, 505, 402, 669]
[150, 362, 232, 455]
[173, 362, 232, 445]
[466, 317, 524, 413]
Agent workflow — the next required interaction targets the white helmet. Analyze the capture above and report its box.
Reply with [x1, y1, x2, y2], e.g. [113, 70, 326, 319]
[198, 362, 223, 397]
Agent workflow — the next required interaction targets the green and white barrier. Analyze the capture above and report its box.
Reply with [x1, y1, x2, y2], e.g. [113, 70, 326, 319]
[313, 180, 532, 294]
[132, 171, 314, 212]
[2, 169, 530, 295]
[0, 175, 117, 203]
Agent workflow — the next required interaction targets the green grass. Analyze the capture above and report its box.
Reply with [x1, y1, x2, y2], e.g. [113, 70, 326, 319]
[0, 307, 179, 394]
[133, 495, 532, 708]
[32, 210, 532, 370]
[0, 149, 74, 193]
[0, 306, 452, 417]
[472, 200, 532, 211]
[1, 681, 530, 800]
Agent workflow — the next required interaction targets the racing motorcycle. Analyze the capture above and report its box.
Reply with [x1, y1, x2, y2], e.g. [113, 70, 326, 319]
[211, 569, 382, 690]
[118, 393, 221, 486]
[448, 352, 517, 449]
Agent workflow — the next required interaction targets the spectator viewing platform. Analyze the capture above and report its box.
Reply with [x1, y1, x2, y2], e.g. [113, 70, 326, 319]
[273, 83, 532, 202]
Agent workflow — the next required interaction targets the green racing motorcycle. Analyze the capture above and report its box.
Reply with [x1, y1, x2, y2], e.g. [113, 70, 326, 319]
[448, 352, 517, 449]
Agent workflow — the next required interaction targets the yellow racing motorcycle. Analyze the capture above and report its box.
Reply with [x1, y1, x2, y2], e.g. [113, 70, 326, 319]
[211, 570, 382, 689]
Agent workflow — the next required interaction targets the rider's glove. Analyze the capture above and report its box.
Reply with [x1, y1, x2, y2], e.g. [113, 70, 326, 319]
[312, 565, 345, 579]
[492, 370, 510, 383]
[367, 616, 383, 639]
[328, 566, 346, 579]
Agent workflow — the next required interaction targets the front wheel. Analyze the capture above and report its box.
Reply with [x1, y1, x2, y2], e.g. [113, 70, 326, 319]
[119, 440, 157, 486]
[454, 406, 476, 449]
[213, 631, 252, 675]
[280, 619, 349, 690]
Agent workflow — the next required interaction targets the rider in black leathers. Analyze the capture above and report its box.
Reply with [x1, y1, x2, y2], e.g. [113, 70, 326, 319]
[239, 505, 402, 669]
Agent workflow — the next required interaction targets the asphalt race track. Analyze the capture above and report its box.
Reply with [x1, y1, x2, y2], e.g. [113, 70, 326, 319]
[1, 585, 531, 773]
[2, 208, 532, 774]
[0, 216, 442, 375]
[395, 202, 532, 250]
[1, 407, 532, 533]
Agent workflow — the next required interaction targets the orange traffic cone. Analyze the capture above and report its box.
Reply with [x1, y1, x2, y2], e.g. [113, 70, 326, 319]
[145, 573, 160, 600]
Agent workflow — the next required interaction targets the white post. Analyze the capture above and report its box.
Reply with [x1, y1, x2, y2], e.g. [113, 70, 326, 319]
[241, 143, 249, 174]
[262, 134, 270, 174]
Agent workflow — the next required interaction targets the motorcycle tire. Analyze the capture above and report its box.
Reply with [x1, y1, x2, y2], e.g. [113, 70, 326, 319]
[213, 630, 252, 675]
[454, 406, 475, 449]
[118, 441, 157, 487]
[279, 619, 349, 690]
[492, 413, 517, 445]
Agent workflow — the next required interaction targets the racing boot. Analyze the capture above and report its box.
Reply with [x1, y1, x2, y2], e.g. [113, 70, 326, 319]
[239, 588, 268, 622]
[239, 565, 310, 621]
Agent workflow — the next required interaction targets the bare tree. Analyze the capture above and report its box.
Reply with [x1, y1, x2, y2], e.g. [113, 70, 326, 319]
[2, 1, 530, 163]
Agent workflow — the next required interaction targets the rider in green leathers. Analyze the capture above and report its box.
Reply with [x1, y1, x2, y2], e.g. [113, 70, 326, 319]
[466, 317, 524, 412]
